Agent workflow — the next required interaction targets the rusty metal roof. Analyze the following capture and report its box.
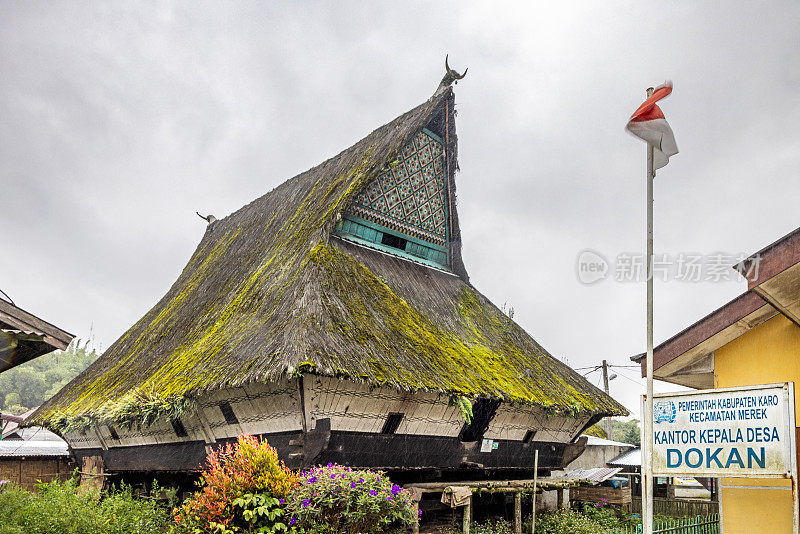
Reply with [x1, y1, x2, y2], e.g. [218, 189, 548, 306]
[563, 467, 623, 484]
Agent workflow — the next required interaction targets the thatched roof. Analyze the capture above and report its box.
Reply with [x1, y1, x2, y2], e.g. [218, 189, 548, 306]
[34, 84, 625, 429]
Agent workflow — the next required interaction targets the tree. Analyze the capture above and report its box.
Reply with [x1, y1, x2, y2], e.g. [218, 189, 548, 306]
[612, 418, 641, 446]
[584, 423, 608, 439]
[0, 339, 99, 415]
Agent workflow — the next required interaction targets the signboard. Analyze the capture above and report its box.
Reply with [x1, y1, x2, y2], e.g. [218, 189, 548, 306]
[480, 438, 499, 452]
[650, 383, 796, 477]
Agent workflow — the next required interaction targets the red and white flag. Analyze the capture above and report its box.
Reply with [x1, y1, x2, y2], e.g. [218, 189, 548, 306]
[626, 81, 678, 170]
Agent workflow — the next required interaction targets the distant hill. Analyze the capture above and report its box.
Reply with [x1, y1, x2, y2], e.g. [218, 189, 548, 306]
[0, 340, 99, 415]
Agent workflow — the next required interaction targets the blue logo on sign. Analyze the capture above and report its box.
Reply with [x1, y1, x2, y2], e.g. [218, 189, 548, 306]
[654, 401, 677, 424]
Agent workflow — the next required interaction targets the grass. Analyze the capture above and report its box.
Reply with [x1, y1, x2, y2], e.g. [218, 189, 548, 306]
[0, 479, 174, 534]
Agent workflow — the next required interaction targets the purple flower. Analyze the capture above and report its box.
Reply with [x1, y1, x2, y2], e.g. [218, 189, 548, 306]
[279, 498, 285, 504]
[419, 509, 423, 517]
[290, 518, 297, 526]
[330, 474, 336, 479]
[350, 482, 356, 488]
[308, 476, 317, 483]
[302, 499, 310, 508]
[386, 496, 392, 500]
[391, 484, 401, 496]
[369, 490, 378, 496]
[359, 478, 364, 483]
[327, 462, 333, 467]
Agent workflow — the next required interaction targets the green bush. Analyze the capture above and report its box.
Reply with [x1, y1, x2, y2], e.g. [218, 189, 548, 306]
[472, 519, 513, 534]
[173, 435, 297, 533]
[0, 479, 172, 534]
[533, 502, 630, 534]
[442, 519, 513, 534]
[285, 463, 416, 533]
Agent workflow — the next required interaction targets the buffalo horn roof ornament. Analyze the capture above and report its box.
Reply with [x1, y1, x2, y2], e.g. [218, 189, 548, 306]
[196, 212, 217, 224]
[436, 54, 468, 94]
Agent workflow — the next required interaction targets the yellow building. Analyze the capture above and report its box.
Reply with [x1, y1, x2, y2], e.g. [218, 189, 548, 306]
[645, 227, 800, 533]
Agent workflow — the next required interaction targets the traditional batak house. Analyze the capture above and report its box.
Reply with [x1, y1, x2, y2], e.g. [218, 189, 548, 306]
[33, 61, 625, 482]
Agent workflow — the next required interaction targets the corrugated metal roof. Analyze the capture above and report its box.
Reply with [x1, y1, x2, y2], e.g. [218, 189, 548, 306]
[0, 328, 46, 337]
[3, 426, 63, 441]
[563, 467, 623, 484]
[0, 440, 69, 457]
[583, 435, 636, 447]
[607, 447, 641, 467]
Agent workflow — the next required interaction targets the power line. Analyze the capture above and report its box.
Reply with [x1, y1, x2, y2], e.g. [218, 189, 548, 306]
[614, 367, 645, 386]
[576, 364, 640, 370]
[615, 366, 643, 379]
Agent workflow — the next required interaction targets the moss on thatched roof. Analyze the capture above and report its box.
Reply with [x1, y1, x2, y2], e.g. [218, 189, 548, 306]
[34, 86, 625, 430]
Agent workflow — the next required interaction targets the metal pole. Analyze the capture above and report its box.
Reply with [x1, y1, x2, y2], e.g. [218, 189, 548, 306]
[643, 86, 656, 534]
[602, 360, 612, 439]
[531, 449, 539, 534]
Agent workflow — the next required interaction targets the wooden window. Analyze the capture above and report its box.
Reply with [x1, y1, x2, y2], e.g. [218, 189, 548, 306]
[381, 233, 407, 251]
[171, 419, 188, 438]
[219, 401, 239, 425]
[459, 398, 501, 442]
[522, 430, 537, 444]
[381, 413, 404, 435]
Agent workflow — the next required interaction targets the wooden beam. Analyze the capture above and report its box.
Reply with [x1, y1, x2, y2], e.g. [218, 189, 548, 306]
[531, 450, 539, 534]
[194, 409, 217, 454]
[753, 284, 800, 328]
[0, 299, 74, 349]
[462, 495, 471, 534]
[93, 428, 108, 451]
[514, 492, 522, 534]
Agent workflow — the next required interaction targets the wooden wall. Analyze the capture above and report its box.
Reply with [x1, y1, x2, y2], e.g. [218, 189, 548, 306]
[0, 457, 73, 490]
[64, 377, 590, 451]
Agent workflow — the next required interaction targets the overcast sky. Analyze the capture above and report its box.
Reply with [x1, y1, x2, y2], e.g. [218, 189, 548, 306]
[2, 1, 799, 418]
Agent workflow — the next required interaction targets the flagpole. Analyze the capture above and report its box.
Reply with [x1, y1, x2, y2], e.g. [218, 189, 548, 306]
[643, 86, 655, 534]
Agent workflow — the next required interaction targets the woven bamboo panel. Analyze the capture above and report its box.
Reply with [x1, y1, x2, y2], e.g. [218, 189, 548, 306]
[0, 458, 72, 490]
[570, 484, 632, 505]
